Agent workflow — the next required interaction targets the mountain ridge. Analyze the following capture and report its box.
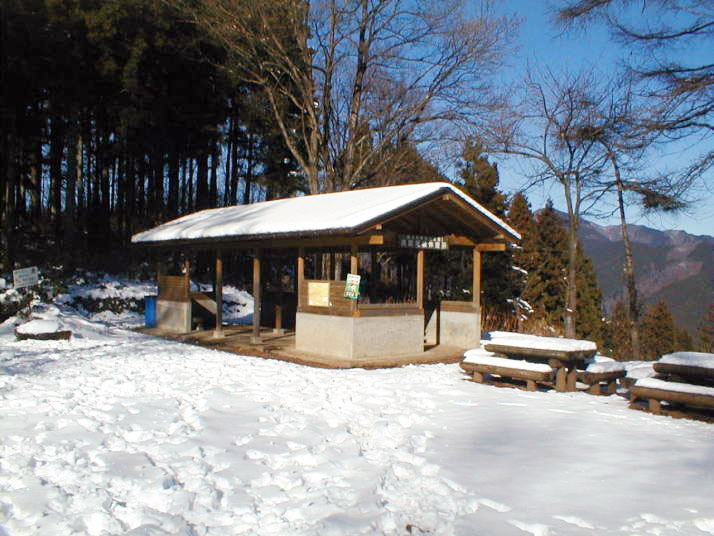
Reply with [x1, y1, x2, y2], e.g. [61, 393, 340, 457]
[571, 214, 714, 336]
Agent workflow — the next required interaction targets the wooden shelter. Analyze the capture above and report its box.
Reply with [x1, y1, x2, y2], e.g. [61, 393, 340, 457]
[131, 182, 520, 364]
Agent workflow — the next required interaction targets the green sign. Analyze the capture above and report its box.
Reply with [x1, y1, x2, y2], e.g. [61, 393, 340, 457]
[344, 273, 361, 299]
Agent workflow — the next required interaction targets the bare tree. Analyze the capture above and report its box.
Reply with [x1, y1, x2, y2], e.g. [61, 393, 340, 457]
[485, 69, 609, 338]
[177, 0, 517, 194]
[557, 0, 714, 187]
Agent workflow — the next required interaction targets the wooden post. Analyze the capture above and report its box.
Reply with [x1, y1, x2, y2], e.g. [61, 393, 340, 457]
[416, 249, 425, 310]
[334, 252, 342, 280]
[473, 247, 481, 309]
[156, 259, 165, 297]
[566, 366, 577, 392]
[297, 247, 305, 308]
[350, 244, 359, 314]
[369, 248, 377, 303]
[252, 248, 262, 343]
[214, 249, 224, 338]
[555, 366, 567, 392]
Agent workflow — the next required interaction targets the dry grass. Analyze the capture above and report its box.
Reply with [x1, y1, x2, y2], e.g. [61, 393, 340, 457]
[481, 309, 563, 338]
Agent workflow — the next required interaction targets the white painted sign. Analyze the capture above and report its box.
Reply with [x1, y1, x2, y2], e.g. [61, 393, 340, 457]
[399, 234, 449, 250]
[13, 266, 39, 289]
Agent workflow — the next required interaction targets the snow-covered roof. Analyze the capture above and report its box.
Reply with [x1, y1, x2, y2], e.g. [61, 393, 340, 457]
[131, 182, 521, 246]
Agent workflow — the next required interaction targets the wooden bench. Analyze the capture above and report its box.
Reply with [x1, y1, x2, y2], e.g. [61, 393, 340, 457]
[630, 378, 714, 421]
[461, 355, 555, 392]
[483, 337, 596, 392]
[653, 362, 714, 385]
[577, 368, 625, 395]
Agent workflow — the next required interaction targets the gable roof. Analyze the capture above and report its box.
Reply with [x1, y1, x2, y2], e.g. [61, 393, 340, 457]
[131, 181, 520, 247]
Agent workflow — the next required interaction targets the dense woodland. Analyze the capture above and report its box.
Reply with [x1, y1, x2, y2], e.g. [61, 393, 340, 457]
[2, 0, 712, 357]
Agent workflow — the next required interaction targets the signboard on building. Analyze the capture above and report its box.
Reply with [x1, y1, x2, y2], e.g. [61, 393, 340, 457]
[399, 234, 449, 250]
[307, 281, 330, 307]
[13, 266, 39, 289]
[344, 273, 361, 300]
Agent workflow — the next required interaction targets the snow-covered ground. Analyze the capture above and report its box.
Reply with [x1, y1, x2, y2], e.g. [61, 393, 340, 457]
[1, 287, 713, 535]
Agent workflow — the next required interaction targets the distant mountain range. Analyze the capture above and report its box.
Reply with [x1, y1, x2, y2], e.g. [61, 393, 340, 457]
[574, 215, 714, 334]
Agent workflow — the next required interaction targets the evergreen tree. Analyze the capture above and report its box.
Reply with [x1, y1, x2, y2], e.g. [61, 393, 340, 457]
[457, 139, 515, 313]
[575, 247, 605, 346]
[608, 301, 635, 360]
[522, 200, 568, 327]
[697, 303, 714, 353]
[640, 301, 676, 360]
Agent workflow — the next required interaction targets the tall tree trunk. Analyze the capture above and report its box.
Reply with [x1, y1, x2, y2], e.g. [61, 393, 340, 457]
[49, 110, 64, 240]
[168, 145, 179, 218]
[611, 154, 641, 359]
[209, 141, 218, 207]
[64, 129, 80, 264]
[564, 223, 578, 338]
[340, 0, 369, 191]
[196, 150, 209, 210]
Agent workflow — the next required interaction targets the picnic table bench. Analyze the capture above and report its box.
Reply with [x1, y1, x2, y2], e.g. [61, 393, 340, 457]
[483, 334, 597, 393]
[461, 351, 555, 391]
[630, 352, 714, 421]
[577, 360, 626, 395]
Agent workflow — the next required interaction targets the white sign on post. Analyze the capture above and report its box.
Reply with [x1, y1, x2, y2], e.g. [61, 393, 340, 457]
[13, 266, 39, 289]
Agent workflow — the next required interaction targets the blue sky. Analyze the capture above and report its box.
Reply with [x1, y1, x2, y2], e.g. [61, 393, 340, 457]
[487, 0, 714, 237]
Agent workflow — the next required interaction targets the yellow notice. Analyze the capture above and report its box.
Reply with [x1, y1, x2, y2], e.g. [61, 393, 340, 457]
[307, 281, 330, 307]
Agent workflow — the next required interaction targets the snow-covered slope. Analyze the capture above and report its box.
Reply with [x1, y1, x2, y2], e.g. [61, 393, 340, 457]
[1, 306, 712, 535]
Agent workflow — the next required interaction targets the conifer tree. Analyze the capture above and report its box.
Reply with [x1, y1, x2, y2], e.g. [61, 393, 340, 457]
[575, 247, 605, 346]
[640, 301, 676, 360]
[698, 303, 714, 353]
[507, 191, 535, 324]
[457, 139, 515, 313]
[522, 200, 568, 327]
[608, 301, 634, 360]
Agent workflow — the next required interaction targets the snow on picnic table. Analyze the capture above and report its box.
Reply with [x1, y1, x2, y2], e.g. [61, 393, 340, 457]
[485, 331, 597, 353]
[462, 348, 553, 373]
[636, 377, 714, 397]
[1, 314, 713, 535]
[659, 351, 714, 370]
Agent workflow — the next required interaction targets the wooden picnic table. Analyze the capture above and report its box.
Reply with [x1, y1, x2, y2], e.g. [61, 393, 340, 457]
[483, 342, 596, 392]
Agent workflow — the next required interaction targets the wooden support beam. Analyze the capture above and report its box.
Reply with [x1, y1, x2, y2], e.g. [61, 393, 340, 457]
[476, 242, 507, 252]
[416, 249, 425, 310]
[214, 250, 224, 338]
[369, 248, 377, 303]
[472, 247, 481, 309]
[297, 247, 305, 308]
[350, 244, 359, 314]
[252, 249, 262, 343]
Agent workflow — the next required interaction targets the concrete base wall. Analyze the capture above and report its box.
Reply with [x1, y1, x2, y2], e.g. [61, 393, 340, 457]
[156, 300, 191, 333]
[439, 310, 480, 348]
[295, 312, 423, 360]
[424, 304, 480, 349]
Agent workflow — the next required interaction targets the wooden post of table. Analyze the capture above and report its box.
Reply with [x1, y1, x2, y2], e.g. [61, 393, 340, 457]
[473, 247, 481, 309]
[350, 244, 359, 314]
[416, 249, 425, 310]
[252, 248, 262, 343]
[566, 366, 577, 392]
[214, 249, 224, 338]
[297, 247, 305, 308]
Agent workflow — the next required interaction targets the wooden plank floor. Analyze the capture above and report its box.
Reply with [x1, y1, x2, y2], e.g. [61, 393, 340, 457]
[138, 325, 465, 369]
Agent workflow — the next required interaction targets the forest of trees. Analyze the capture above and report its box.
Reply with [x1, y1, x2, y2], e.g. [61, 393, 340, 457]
[2, 0, 711, 358]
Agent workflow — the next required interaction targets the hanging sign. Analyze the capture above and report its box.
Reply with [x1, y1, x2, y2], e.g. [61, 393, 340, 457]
[399, 234, 449, 250]
[344, 273, 361, 300]
[13, 266, 39, 289]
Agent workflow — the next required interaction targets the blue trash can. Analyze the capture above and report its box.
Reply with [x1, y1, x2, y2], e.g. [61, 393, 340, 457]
[145, 296, 157, 328]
